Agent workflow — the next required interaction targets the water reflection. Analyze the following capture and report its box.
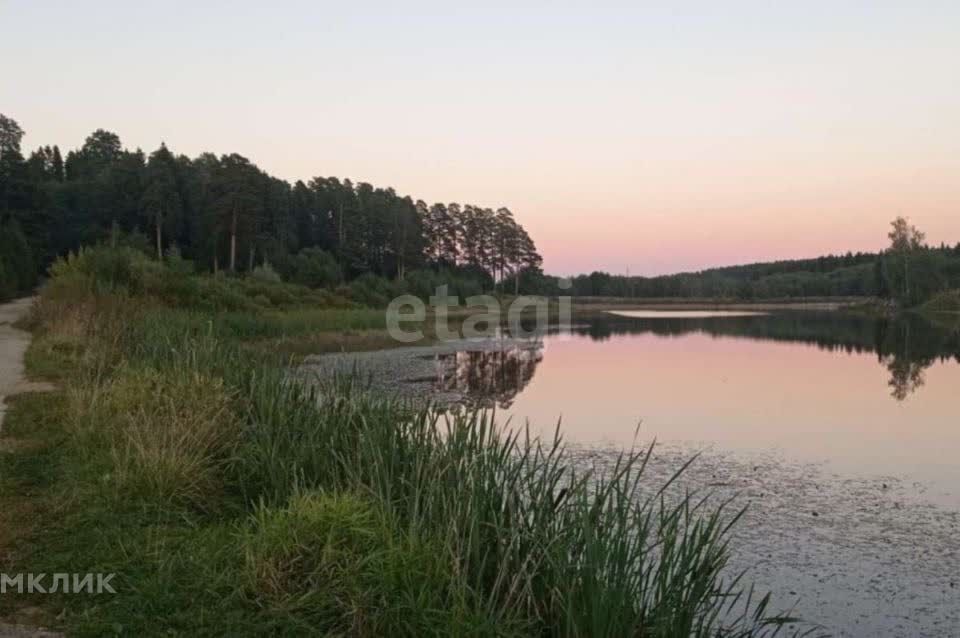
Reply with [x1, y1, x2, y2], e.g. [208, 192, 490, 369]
[433, 346, 543, 409]
[441, 312, 960, 403]
[577, 312, 960, 401]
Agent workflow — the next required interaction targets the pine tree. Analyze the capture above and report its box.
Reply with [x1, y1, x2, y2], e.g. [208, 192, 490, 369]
[141, 144, 182, 260]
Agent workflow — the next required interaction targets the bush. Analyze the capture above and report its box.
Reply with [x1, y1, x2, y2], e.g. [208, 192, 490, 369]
[289, 248, 341, 289]
[401, 267, 491, 302]
[0, 258, 11, 300]
[45, 245, 355, 313]
[250, 263, 282, 284]
[164, 245, 196, 276]
[0, 219, 37, 296]
[348, 272, 398, 307]
[47, 245, 157, 296]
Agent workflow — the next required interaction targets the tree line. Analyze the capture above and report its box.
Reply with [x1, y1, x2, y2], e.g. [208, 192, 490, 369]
[538, 219, 960, 306]
[0, 113, 542, 300]
[4, 112, 958, 307]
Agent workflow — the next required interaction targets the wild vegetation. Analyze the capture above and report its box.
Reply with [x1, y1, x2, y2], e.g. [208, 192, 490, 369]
[0, 249, 809, 636]
[0, 113, 542, 302]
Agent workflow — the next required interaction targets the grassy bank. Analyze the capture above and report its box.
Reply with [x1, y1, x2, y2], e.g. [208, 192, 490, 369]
[0, 249, 805, 636]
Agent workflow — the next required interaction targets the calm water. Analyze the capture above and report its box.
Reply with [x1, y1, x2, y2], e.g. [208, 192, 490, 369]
[434, 311, 960, 507]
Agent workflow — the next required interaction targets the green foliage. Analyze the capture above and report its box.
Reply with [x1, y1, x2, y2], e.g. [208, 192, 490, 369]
[0, 219, 36, 298]
[881, 250, 950, 307]
[241, 491, 490, 634]
[164, 244, 195, 276]
[551, 244, 960, 307]
[47, 245, 353, 312]
[250, 262, 282, 283]
[401, 267, 490, 300]
[2, 112, 548, 297]
[347, 272, 400, 307]
[286, 247, 341, 288]
[47, 244, 162, 296]
[0, 258, 9, 299]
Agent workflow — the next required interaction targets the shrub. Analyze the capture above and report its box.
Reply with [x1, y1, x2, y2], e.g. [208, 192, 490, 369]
[289, 248, 341, 289]
[0, 219, 36, 296]
[251, 263, 282, 284]
[347, 272, 397, 307]
[0, 258, 11, 300]
[401, 267, 491, 302]
[164, 245, 196, 276]
[47, 245, 161, 296]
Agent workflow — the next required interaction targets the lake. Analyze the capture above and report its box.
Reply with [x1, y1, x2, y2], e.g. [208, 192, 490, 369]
[451, 311, 960, 506]
[307, 310, 960, 636]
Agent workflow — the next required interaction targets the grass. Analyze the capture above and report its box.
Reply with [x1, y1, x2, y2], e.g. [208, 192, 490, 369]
[0, 249, 814, 636]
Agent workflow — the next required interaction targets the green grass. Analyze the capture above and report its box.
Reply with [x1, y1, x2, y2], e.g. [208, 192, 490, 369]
[0, 249, 813, 636]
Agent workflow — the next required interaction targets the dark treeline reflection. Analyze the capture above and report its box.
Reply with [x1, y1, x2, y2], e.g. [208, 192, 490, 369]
[445, 313, 960, 404]
[434, 347, 543, 409]
[576, 312, 960, 401]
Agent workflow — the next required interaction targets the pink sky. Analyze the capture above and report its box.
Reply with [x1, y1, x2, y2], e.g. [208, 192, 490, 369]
[3, 2, 959, 275]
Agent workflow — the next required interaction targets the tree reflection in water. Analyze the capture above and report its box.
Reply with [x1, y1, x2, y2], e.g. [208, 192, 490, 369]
[433, 345, 543, 409]
[427, 313, 959, 404]
[579, 311, 960, 402]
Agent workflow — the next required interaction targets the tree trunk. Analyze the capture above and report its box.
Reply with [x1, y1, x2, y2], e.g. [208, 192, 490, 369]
[903, 254, 910, 304]
[337, 202, 345, 282]
[155, 216, 163, 261]
[248, 244, 255, 272]
[229, 207, 238, 272]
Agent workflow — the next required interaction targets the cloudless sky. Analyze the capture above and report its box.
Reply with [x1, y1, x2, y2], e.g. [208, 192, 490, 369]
[3, 1, 959, 275]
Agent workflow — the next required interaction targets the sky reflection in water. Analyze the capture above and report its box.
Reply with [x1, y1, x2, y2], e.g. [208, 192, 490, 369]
[430, 312, 960, 504]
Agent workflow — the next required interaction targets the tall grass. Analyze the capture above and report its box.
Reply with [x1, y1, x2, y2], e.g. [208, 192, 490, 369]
[232, 376, 800, 635]
[13, 251, 813, 636]
[125, 325, 803, 634]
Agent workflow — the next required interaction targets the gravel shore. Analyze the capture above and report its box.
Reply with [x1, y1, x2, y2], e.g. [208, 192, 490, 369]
[299, 336, 543, 405]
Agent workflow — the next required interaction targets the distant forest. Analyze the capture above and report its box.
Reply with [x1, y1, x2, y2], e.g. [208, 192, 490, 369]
[2, 112, 959, 306]
[552, 238, 960, 306]
[0, 113, 542, 300]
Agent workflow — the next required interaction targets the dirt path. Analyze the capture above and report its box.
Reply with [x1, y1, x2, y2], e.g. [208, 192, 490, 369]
[0, 298, 61, 638]
[0, 298, 52, 433]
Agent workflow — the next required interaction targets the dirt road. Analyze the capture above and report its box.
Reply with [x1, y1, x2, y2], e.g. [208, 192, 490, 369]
[0, 296, 60, 636]
[0, 297, 38, 432]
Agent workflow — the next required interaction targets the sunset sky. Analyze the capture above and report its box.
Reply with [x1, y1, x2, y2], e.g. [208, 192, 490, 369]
[3, 1, 959, 275]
